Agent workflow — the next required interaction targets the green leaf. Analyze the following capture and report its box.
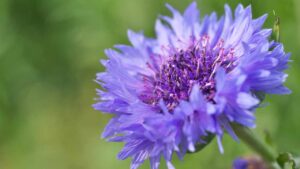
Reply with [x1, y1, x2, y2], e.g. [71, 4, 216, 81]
[264, 130, 274, 147]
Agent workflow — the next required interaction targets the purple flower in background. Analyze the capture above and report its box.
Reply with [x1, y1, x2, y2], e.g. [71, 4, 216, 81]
[233, 158, 249, 169]
[232, 156, 269, 169]
[94, 2, 290, 169]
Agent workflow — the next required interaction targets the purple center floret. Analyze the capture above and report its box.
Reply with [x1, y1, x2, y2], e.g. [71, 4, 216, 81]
[142, 35, 236, 112]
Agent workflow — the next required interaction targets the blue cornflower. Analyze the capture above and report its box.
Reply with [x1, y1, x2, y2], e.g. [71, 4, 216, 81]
[233, 158, 249, 169]
[233, 156, 268, 169]
[94, 2, 290, 169]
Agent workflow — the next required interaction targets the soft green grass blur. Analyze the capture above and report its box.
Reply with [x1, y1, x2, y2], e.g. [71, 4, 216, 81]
[0, 0, 299, 169]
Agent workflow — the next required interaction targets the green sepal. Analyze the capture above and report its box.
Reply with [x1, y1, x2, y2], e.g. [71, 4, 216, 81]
[187, 133, 215, 154]
[253, 91, 266, 102]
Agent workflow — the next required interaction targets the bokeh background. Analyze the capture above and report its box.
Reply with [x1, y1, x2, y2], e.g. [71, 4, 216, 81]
[0, 0, 299, 168]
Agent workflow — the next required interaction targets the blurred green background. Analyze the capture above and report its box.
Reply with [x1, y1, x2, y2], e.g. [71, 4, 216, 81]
[0, 0, 299, 168]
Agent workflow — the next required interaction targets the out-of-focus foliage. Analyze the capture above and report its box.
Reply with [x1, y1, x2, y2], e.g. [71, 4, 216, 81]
[0, 0, 299, 169]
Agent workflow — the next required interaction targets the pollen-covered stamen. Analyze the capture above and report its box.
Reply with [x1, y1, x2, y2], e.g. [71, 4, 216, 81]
[141, 35, 237, 112]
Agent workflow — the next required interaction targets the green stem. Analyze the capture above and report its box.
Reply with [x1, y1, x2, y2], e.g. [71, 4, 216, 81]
[232, 124, 276, 163]
[295, 157, 300, 168]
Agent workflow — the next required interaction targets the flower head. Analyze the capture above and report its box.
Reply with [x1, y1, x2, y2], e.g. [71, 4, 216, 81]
[94, 2, 290, 169]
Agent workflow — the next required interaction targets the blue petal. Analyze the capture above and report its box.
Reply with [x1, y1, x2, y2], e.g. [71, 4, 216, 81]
[236, 92, 259, 109]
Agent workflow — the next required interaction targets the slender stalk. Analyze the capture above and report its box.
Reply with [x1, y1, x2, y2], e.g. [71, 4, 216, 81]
[232, 124, 276, 163]
[295, 157, 300, 168]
